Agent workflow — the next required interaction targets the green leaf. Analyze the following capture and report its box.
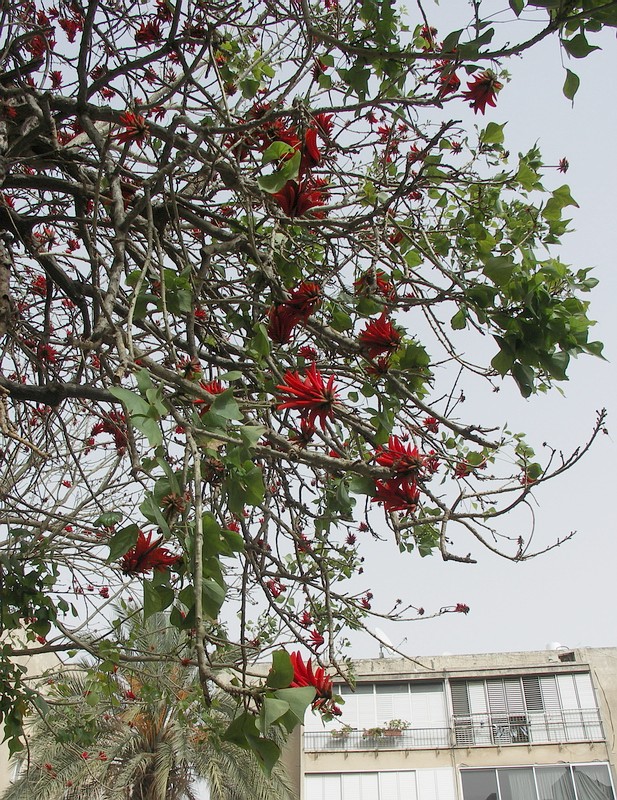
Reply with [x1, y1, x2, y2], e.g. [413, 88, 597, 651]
[563, 68, 580, 100]
[249, 323, 271, 358]
[222, 711, 258, 748]
[509, 0, 525, 15]
[512, 361, 535, 397]
[450, 309, 467, 330]
[481, 122, 506, 145]
[239, 425, 266, 450]
[95, 511, 123, 528]
[106, 524, 139, 562]
[257, 151, 301, 193]
[266, 650, 294, 689]
[261, 697, 290, 729]
[273, 686, 316, 723]
[562, 33, 601, 59]
[108, 386, 150, 417]
[143, 580, 174, 619]
[482, 256, 514, 287]
[210, 390, 243, 421]
[202, 577, 226, 619]
[262, 141, 295, 164]
[245, 735, 280, 777]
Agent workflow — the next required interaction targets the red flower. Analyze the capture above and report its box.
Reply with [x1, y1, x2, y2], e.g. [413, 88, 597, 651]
[301, 128, 321, 171]
[375, 436, 425, 479]
[276, 363, 338, 430]
[91, 410, 128, 453]
[120, 531, 181, 575]
[455, 603, 470, 614]
[115, 112, 149, 145]
[50, 70, 63, 89]
[372, 479, 420, 512]
[299, 610, 313, 626]
[267, 304, 299, 344]
[354, 269, 395, 300]
[423, 416, 439, 433]
[59, 17, 82, 42]
[309, 629, 325, 648]
[266, 579, 286, 598]
[462, 71, 503, 115]
[289, 651, 333, 710]
[272, 179, 327, 217]
[438, 67, 460, 97]
[286, 281, 322, 319]
[312, 112, 334, 139]
[192, 379, 225, 412]
[359, 311, 402, 360]
[135, 20, 162, 46]
[558, 157, 569, 173]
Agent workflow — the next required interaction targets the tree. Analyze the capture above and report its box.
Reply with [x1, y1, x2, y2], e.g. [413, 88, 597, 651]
[1, 612, 294, 800]
[0, 0, 611, 765]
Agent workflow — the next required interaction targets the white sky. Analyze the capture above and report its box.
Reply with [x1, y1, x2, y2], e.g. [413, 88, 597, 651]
[348, 3, 617, 659]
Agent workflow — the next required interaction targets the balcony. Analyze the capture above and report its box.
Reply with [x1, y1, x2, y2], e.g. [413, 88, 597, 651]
[303, 709, 604, 753]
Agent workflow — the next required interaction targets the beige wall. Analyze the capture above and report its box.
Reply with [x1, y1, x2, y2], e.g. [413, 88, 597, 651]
[297, 647, 617, 799]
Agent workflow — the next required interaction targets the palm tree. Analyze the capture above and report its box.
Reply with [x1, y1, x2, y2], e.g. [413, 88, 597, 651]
[2, 614, 294, 800]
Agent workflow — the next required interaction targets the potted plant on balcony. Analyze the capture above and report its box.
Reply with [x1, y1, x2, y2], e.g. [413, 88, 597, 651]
[331, 724, 353, 739]
[383, 719, 411, 737]
[362, 726, 386, 740]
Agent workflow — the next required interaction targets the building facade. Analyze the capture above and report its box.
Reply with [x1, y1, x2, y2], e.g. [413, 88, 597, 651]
[297, 647, 617, 800]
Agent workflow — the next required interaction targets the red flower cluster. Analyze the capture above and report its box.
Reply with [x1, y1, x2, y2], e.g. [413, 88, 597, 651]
[268, 281, 322, 344]
[462, 71, 503, 115]
[115, 111, 149, 145]
[359, 311, 401, 360]
[375, 436, 426, 479]
[372, 479, 420, 513]
[276, 363, 338, 430]
[91, 411, 128, 454]
[289, 651, 340, 714]
[354, 268, 395, 300]
[272, 178, 328, 218]
[120, 530, 181, 576]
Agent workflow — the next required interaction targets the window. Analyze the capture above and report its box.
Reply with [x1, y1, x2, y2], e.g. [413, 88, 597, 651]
[451, 673, 602, 746]
[305, 770, 416, 800]
[461, 765, 614, 800]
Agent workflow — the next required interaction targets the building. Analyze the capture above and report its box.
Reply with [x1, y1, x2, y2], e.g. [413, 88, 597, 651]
[296, 647, 617, 800]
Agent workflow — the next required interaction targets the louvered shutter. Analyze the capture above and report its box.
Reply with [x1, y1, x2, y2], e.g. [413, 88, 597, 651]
[411, 683, 448, 746]
[376, 683, 410, 726]
[379, 771, 417, 800]
[575, 673, 603, 739]
[558, 674, 585, 740]
[341, 772, 379, 800]
[355, 685, 376, 729]
[305, 774, 342, 800]
[523, 675, 546, 743]
[540, 675, 565, 741]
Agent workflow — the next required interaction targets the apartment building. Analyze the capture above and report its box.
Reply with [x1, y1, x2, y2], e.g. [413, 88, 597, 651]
[295, 647, 617, 800]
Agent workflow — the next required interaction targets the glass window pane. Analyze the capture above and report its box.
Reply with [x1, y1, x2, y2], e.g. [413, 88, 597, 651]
[462, 770, 499, 800]
[573, 765, 614, 800]
[499, 769, 537, 800]
[535, 767, 575, 800]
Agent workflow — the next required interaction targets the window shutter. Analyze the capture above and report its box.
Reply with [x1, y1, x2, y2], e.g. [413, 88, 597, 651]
[305, 774, 342, 800]
[376, 683, 410, 726]
[379, 771, 417, 800]
[523, 676, 543, 711]
[450, 681, 470, 715]
[557, 674, 579, 710]
[504, 678, 525, 713]
[574, 673, 597, 709]
[487, 679, 507, 715]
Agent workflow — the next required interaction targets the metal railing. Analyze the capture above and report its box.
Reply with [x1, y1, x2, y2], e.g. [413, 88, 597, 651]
[303, 709, 604, 753]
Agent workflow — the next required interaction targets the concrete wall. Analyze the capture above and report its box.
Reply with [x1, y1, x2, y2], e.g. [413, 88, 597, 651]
[297, 647, 617, 799]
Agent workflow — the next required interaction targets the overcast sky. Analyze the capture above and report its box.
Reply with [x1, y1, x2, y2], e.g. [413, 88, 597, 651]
[347, 3, 617, 660]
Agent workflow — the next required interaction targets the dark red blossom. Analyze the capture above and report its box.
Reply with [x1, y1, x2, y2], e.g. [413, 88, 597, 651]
[276, 363, 338, 430]
[422, 416, 439, 433]
[266, 579, 286, 598]
[272, 179, 327, 217]
[289, 651, 334, 712]
[312, 112, 334, 140]
[376, 436, 425, 479]
[91, 410, 128, 453]
[287, 281, 322, 319]
[50, 70, 63, 89]
[135, 20, 162, 46]
[120, 530, 181, 575]
[59, 17, 82, 42]
[192, 379, 225, 411]
[267, 304, 298, 344]
[354, 268, 395, 300]
[455, 603, 470, 614]
[359, 311, 402, 360]
[309, 629, 325, 648]
[115, 112, 149, 145]
[558, 157, 569, 173]
[301, 128, 321, 171]
[462, 71, 503, 115]
[372, 479, 420, 513]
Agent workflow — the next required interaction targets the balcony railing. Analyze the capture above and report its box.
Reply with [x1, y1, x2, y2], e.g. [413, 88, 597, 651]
[303, 709, 604, 753]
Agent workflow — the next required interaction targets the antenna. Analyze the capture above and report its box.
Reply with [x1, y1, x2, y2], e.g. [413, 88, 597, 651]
[374, 627, 395, 658]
